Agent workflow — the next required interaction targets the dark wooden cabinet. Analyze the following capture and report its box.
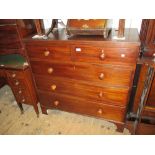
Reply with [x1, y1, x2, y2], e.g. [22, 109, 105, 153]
[0, 19, 38, 115]
[24, 28, 140, 130]
[0, 19, 36, 55]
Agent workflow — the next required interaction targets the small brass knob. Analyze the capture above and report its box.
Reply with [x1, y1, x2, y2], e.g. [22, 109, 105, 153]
[98, 108, 103, 114]
[51, 84, 56, 91]
[98, 91, 103, 98]
[48, 68, 53, 74]
[153, 53, 155, 57]
[99, 73, 104, 80]
[15, 81, 19, 86]
[18, 90, 22, 94]
[12, 73, 16, 78]
[22, 99, 25, 103]
[44, 51, 50, 56]
[54, 100, 59, 106]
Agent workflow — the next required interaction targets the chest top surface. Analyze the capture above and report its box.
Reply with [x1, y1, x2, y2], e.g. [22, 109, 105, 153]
[24, 28, 140, 46]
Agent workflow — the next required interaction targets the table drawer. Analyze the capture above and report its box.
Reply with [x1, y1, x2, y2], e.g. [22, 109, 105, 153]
[71, 45, 139, 65]
[31, 60, 133, 87]
[26, 45, 71, 61]
[38, 91, 126, 122]
[0, 25, 21, 49]
[6, 70, 24, 79]
[35, 75, 129, 106]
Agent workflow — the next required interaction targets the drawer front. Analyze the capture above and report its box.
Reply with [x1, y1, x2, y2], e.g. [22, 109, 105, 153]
[35, 75, 129, 106]
[0, 25, 21, 49]
[38, 91, 126, 122]
[31, 60, 133, 87]
[71, 45, 139, 65]
[26, 45, 71, 61]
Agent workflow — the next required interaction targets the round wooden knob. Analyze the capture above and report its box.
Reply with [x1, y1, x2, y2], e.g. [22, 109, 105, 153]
[98, 108, 103, 114]
[15, 81, 19, 86]
[47, 68, 53, 74]
[99, 53, 105, 60]
[99, 73, 104, 80]
[54, 100, 59, 106]
[44, 51, 50, 56]
[98, 91, 103, 98]
[121, 54, 125, 58]
[12, 73, 16, 78]
[51, 84, 56, 91]
[99, 49, 105, 60]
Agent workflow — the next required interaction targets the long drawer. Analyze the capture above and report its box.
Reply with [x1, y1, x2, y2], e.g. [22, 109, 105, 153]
[38, 90, 126, 122]
[34, 75, 129, 106]
[71, 45, 139, 65]
[31, 60, 133, 87]
[26, 45, 71, 61]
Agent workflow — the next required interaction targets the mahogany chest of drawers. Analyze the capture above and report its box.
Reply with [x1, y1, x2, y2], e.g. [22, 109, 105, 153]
[24, 28, 140, 130]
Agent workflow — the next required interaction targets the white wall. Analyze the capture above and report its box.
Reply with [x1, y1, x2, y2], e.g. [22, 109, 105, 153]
[43, 19, 142, 33]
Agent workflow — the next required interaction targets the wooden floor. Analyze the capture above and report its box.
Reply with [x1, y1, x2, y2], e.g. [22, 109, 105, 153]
[0, 85, 130, 135]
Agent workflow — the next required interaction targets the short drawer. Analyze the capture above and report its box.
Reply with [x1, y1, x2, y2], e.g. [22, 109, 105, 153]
[26, 45, 71, 61]
[6, 70, 24, 79]
[35, 75, 130, 106]
[38, 91, 126, 122]
[0, 25, 21, 49]
[71, 45, 139, 65]
[31, 60, 133, 87]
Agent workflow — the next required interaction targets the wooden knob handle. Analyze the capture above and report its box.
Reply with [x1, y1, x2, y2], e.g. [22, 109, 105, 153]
[100, 53, 105, 60]
[98, 108, 103, 114]
[99, 73, 104, 80]
[44, 51, 50, 56]
[54, 100, 59, 106]
[48, 68, 53, 74]
[51, 84, 56, 91]
[98, 91, 103, 98]
[121, 54, 125, 58]
[12, 73, 16, 78]
[99, 49, 105, 60]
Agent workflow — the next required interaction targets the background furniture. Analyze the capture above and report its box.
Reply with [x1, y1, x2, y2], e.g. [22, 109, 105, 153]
[132, 20, 155, 121]
[0, 19, 38, 115]
[126, 19, 155, 134]
[0, 19, 36, 55]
